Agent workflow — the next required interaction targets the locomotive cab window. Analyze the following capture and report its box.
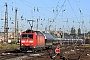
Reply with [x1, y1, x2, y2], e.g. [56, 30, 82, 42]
[22, 34, 27, 38]
[28, 34, 33, 38]
[21, 34, 33, 38]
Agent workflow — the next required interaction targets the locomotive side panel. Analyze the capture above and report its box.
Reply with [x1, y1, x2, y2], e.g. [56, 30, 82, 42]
[37, 35, 45, 47]
[36, 31, 45, 47]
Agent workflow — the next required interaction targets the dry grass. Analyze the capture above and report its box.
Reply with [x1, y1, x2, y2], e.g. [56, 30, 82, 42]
[0, 43, 20, 50]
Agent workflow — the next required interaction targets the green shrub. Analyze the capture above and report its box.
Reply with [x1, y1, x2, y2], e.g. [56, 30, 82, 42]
[9, 41, 16, 44]
[0, 46, 2, 49]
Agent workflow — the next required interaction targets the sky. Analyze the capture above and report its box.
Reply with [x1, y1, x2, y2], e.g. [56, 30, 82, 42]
[0, 0, 90, 33]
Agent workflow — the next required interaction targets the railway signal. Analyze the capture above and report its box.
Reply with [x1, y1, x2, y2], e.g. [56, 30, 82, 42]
[55, 45, 60, 54]
[52, 45, 60, 59]
[55, 48, 60, 54]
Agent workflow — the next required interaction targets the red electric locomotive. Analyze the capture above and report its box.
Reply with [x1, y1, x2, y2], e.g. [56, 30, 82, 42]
[20, 30, 45, 52]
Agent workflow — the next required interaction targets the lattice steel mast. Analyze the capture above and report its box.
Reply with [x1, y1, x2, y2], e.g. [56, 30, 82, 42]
[4, 3, 9, 43]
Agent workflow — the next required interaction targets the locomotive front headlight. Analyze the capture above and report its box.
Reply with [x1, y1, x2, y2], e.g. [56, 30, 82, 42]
[21, 40, 25, 43]
[21, 44, 24, 46]
[34, 47, 35, 48]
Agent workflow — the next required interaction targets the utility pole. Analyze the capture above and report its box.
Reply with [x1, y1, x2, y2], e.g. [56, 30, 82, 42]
[36, 19, 38, 30]
[15, 9, 18, 43]
[20, 15, 24, 33]
[4, 3, 9, 43]
[49, 25, 51, 31]
[63, 25, 64, 38]
[45, 25, 47, 33]
[17, 19, 19, 43]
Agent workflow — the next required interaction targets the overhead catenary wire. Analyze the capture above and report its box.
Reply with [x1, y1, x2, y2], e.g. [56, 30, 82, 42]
[68, 0, 78, 21]
[16, 0, 67, 30]
[20, 0, 52, 16]
[19, 0, 56, 31]
[0, 0, 28, 19]
[0, 0, 28, 32]
[0, 0, 66, 23]
[19, 0, 33, 9]
[23, 0, 53, 12]
[75, 0, 85, 34]
[40, 0, 49, 8]
[0, 0, 90, 32]
[0, 0, 16, 17]
[53, 0, 66, 20]
[75, 0, 81, 13]
[0, 0, 33, 19]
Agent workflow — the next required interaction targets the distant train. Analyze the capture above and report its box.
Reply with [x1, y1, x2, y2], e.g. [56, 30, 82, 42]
[20, 29, 83, 52]
[53, 38, 83, 46]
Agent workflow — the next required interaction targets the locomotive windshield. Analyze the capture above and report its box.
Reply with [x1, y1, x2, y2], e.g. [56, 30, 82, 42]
[28, 34, 33, 38]
[22, 34, 27, 38]
[21, 34, 33, 38]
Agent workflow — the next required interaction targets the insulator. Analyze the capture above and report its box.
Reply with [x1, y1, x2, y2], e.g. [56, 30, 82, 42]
[34, 7, 35, 12]
[37, 7, 39, 12]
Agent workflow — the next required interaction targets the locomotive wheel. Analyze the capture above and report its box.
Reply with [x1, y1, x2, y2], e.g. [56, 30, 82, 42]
[40, 48, 43, 52]
[32, 50, 36, 53]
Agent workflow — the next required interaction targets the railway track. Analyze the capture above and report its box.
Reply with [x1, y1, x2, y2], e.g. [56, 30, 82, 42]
[0, 47, 68, 60]
[0, 45, 90, 60]
[0, 48, 55, 60]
